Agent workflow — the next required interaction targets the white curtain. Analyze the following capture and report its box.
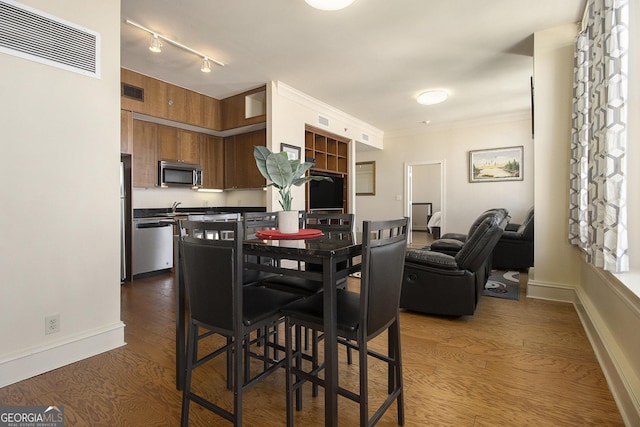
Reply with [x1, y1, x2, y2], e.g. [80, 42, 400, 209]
[568, 0, 629, 272]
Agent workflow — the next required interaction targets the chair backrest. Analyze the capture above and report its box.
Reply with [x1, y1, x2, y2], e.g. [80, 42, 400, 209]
[304, 212, 354, 232]
[360, 218, 409, 338]
[185, 213, 241, 239]
[466, 208, 509, 238]
[517, 207, 534, 240]
[456, 212, 508, 271]
[243, 211, 279, 239]
[179, 220, 243, 334]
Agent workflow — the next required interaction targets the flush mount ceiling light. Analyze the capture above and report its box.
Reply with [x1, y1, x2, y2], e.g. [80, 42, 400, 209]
[417, 90, 449, 105]
[126, 19, 225, 73]
[148, 34, 162, 53]
[304, 0, 355, 11]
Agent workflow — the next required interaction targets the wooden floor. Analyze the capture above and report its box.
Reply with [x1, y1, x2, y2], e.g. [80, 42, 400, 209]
[0, 268, 624, 426]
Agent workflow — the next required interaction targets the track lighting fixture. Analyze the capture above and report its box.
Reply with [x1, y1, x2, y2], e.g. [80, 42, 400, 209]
[148, 34, 162, 53]
[126, 19, 225, 73]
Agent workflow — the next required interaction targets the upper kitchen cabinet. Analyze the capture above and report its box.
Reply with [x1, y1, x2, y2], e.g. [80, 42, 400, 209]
[121, 110, 133, 154]
[158, 125, 201, 164]
[132, 119, 158, 188]
[200, 135, 224, 190]
[224, 129, 266, 189]
[220, 86, 267, 130]
[121, 68, 222, 130]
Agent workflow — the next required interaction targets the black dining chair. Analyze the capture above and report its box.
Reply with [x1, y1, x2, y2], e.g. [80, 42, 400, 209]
[281, 218, 409, 427]
[179, 219, 302, 426]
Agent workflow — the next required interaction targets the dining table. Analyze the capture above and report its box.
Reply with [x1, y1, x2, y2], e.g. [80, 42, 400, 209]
[174, 228, 363, 427]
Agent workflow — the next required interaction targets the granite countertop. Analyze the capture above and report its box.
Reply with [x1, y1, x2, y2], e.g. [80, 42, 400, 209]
[133, 206, 266, 219]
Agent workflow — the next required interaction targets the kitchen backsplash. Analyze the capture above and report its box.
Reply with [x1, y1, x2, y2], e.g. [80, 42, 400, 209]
[132, 187, 266, 209]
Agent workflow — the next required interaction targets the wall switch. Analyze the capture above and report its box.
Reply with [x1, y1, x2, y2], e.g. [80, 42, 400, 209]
[396, 195, 402, 201]
[45, 314, 60, 335]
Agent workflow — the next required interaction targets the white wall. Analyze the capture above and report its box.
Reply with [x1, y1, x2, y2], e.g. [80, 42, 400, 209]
[532, 20, 640, 425]
[0, 0, 124, 386]
[355, 116, 534, 234]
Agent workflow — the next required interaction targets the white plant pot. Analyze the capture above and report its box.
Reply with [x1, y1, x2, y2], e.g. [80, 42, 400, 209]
[278, 210, 300, 234]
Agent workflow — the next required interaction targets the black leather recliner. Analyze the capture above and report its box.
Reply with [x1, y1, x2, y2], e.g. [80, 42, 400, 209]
[400, 209, 508, 316]
[492, 206, 534, 271]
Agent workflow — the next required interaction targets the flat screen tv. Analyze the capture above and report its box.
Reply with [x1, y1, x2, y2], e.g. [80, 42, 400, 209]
[309, 176, 344, 210]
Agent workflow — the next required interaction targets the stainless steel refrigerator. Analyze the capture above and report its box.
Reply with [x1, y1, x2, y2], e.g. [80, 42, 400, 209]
[120, 161, 126, 283]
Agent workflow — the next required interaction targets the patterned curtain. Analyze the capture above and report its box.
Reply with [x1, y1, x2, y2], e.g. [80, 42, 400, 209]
[568, 0, 629, 273]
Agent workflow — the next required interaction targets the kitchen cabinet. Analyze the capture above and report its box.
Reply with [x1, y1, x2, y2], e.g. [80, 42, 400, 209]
[224, 129, 266, 189]
[132, 120, 158, 188]
[158, 125, 201, 164]
[121, 68, 222, 130]
[120, 109, 133, 154]
[220, 86, 267, 130]
[201, 135, 224, 189]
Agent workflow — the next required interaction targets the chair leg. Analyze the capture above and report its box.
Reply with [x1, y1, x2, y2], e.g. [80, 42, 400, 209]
[181, 323, 197, 427]
[393, 321, 405, 425]
[285, 317, 294, 427]
[234, 333, 244, 426]
[226, 336, 233, 390]
[359, 334, 369, 427]
[311, 329, 319, 397]
[295, 324, 303, 411]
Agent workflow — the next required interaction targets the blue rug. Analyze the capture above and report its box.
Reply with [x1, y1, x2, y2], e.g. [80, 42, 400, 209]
[483, 270, 520, 300]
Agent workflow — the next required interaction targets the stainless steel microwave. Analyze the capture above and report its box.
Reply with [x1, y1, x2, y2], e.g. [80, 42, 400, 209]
[158, 161, 203, 189]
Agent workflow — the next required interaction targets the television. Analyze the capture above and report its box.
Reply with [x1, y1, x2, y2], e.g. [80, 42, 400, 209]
[309, 176, 344, 210]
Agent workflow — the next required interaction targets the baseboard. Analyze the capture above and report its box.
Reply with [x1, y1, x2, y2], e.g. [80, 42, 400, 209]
[0, 322, 126, 388]
[527, 277, 640, 426]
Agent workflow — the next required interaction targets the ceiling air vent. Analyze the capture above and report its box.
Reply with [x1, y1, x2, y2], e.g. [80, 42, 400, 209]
[0, 0, 100, 78]
[122, 83, 144, 101]
[318, 115, 330, 127]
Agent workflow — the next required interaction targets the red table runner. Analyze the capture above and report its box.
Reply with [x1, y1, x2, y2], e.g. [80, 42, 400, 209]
[255, 228, 323, 240]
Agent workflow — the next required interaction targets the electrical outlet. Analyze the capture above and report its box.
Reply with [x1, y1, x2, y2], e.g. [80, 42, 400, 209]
[45, 314, 60, 335]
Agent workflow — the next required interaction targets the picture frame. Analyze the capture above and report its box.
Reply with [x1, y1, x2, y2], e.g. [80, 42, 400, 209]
[280, 143, 301, 161]
[469, 146, 523, 183]
[355, 161, 376, 195]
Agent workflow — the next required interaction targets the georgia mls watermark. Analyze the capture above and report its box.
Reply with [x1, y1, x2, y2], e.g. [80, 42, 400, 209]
[0, 406, 64, 427]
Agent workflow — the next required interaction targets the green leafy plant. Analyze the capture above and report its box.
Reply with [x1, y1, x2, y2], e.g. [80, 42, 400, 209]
[254, 146, 331, 211]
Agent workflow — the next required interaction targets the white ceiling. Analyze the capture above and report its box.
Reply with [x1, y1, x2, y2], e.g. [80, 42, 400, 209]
[120, 0, 583, 134]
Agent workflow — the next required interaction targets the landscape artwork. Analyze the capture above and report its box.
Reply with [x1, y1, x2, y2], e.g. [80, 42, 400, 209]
[469, 146, 523, 182]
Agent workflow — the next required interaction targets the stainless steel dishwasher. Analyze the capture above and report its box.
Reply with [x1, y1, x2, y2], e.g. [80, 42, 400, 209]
[132, 218, 174, 276]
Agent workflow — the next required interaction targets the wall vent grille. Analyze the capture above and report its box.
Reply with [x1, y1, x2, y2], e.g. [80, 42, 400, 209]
[361, 133, 370, 142]
[0, 0, 100, 78]
[122, 83, 144, 101]
[318, 115, 329, 126]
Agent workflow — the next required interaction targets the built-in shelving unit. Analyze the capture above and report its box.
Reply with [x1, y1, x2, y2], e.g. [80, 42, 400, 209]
[304, 125, 350, 213]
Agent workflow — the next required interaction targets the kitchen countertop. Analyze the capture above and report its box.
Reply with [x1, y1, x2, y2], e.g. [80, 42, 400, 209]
[133, 206, 266, 219]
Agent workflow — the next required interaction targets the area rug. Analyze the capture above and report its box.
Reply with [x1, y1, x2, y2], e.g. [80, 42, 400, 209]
[483, 270, 520, 300]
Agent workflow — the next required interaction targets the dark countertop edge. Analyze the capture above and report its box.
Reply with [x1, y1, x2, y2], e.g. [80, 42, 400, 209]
[133, 206, 266, 219]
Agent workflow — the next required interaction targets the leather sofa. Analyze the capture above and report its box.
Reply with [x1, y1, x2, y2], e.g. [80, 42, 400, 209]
[492, 206, 534, 271]
[400, 209, 508, 316]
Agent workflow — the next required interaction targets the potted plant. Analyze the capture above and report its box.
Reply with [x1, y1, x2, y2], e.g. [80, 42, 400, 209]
[254, 145, 331, 233]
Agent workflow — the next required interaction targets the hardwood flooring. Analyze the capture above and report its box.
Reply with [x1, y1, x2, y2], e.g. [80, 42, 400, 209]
[0, 270, 624, 426]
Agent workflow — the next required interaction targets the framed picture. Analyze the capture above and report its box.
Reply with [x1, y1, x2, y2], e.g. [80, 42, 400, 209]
[280, 143, 301, 161]
[469, 146, 523, 183]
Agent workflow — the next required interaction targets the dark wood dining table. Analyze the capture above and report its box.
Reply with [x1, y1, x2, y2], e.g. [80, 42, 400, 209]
[175, 230, 363, 427]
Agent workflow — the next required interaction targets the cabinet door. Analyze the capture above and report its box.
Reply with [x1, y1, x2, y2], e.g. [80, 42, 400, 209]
[120, 110, 133, 154]
[225, 129, 266, 189]
[178, 130, 201, 164]
[132, 120, 158, 188]
[201, 135, 224, 189]
[157, 124, 179, 162]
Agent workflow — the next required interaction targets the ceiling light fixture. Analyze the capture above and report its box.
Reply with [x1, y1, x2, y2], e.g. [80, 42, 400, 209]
[304, 0, 355, 11]
[201, 57, 211, 73]
[125, 19, 225, 73]
[148, 34, 162, 53]
[417, 90, 449, 105]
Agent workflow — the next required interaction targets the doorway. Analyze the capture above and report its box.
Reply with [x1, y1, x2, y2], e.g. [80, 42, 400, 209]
[404, 161, 445, 245]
